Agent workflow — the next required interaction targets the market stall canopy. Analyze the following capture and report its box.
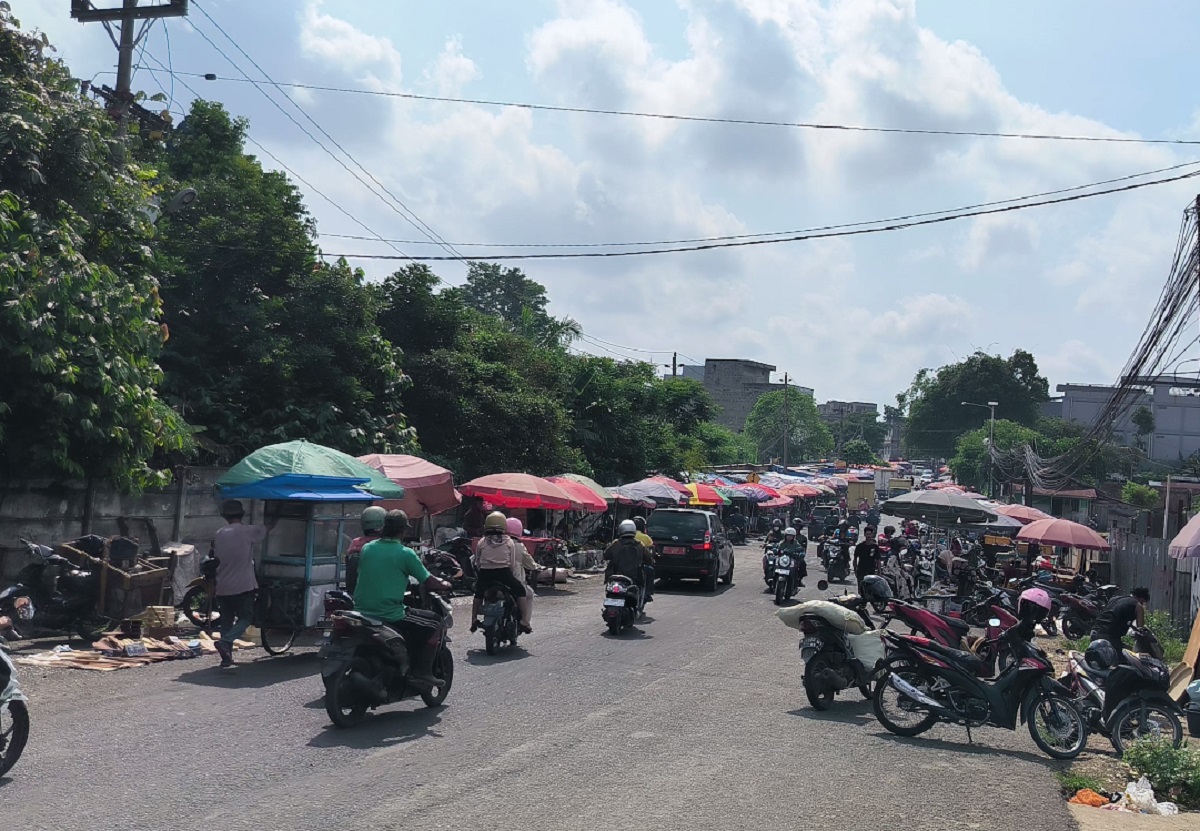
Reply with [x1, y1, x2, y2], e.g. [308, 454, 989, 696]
[962, 513, 1024, 532]
[1017, 518, 1110, 551]
[460, 473, 580, 510]
[880, 490, 997, 525]
[686, 482, 727, 506]
[649, 476, 691, 495]
[613, 479, 685, 505]
[545, 476, 608, 513]
[218, 439, 405, 499]
[777, 483, 821, 498]
[1168, 511, 1200, 559]
[359, 454, 460, 516]
[759, 495, 794, 509]
[218, 473, 377, 502]
[994, 504, 1051, 524]
[555, 473, 617, 504]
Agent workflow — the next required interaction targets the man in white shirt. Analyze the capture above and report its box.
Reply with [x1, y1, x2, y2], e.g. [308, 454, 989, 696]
[213, 499, 276, 668]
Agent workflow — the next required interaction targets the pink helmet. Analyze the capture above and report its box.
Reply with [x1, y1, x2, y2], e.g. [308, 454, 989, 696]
[1017, 587, 1052, 623]
[505, 517, 524, 537]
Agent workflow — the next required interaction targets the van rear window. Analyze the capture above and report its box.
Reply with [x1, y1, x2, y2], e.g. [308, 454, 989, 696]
[646, 512, 708, 541]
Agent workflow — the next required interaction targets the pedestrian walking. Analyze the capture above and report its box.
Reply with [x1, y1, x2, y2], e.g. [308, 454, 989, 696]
[212, 499, 276, 668]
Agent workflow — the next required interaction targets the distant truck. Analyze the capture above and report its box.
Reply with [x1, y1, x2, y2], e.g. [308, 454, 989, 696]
[887, 476, 914, 496]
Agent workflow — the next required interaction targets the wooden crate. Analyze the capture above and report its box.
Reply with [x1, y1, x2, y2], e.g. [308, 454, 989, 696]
[57, 544, 168, 591]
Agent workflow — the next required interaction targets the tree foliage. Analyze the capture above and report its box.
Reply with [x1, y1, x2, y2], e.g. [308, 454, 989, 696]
[831, 411, 886, 455]
[0, 11, 191, 489]
[900, 349, 1049, 458]
[841, 439, 878, 466]
[1122, 481, 1159, 510]
[743, 390, 833, 463]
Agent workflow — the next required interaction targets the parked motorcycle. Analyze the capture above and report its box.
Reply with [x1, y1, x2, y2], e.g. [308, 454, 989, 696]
[780, 587, 884, 710]
[0, 647, 29, 777]
[602, 574, 644, 635]
[1059, 584, 1119, 640]
[0, 539, 103, 641]
[423, 548, 475, 597]
[320, 586, 454, 728]
[882, 592, 1018, 677]
[1060, 627, 1183, 755]
[179, 553, 219, 630]
[873, 624, 1088, 759]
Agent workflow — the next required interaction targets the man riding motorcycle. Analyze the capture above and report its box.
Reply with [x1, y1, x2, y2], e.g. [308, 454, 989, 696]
[344, 506, 386, 593]
[765, 519, 785, 545]
[351, 510, 453, 690]
[603, 520, 654, 604]
[767, 526, 807, 588]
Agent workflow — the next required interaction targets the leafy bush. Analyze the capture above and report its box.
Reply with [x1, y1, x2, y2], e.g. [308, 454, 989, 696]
[1123, 738, 1200, 810]
[1144, 610, 1186, 665]
[1056, 770, 1105, 796]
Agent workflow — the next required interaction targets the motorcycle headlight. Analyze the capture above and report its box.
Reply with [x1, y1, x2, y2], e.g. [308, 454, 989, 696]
[778, 555, 792, 567]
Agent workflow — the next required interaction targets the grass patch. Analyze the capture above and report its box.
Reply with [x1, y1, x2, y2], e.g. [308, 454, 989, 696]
[1124, 738, 1200, 810]
[1056, 770, 1106, 796]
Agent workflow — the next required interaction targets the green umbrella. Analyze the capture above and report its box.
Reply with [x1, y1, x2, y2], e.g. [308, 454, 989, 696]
[218, 439, 405, 499]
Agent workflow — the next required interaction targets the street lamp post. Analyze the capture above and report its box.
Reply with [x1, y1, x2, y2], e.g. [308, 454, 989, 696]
[962, 400, 999, 498]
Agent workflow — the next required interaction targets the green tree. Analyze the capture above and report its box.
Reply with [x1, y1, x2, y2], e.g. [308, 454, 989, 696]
[948, 420, 1040, 492]
[460, 262, 579, 348]
[152, 100, 411, 459]
[842, 439, 878, 466]
[743, 390, 834, 463]
[1122, 481, 1159, 510]
[1132, 406, 1155, 438]
[900, 349, 1049, 458]
[0, 11, 191, 489]
[831, 411, 886, 455]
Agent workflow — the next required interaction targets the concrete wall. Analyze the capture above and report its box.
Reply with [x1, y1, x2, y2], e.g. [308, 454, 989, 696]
[0, 467, 228, 580]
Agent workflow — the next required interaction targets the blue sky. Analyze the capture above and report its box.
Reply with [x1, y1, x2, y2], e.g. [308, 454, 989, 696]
[16, 1, 1200, 407]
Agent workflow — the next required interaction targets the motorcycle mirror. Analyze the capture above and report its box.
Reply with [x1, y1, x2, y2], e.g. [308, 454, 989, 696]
[988, 618, 1001, 627]
[817, 579, 829, 591]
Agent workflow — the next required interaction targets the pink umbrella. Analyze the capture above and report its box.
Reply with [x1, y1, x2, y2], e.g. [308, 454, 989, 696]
[359, 454, 460, 516]
[544, 476, 608, 513]
[960, 491, 988, 501]
[460, 473, 580, 510]
[995, 504, 1050, 524]
[777, 483, 820, 498]
[759, 495, 795, 509]
[1017, 518, 1110, 551]
[1168, 511, 1200, 559]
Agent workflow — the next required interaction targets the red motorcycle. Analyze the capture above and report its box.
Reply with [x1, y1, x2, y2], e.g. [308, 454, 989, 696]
[880, 596, 1018, 676]
[1059, 584, 1119, 640]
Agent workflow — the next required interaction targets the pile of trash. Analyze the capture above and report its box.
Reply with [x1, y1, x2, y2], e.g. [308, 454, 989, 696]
[13, 631, 254, 671]
[1069, 777, 1180, 816]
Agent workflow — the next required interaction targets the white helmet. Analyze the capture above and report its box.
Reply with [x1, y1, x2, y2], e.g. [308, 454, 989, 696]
[618, 519, 637, 537]
[784, 527, 797, 538]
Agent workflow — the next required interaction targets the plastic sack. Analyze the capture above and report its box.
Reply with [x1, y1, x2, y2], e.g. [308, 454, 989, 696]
[776, 600, 866, 635]
[1068, 789, 1109, 808]
[1121, 776, 1179, 815]
[848, 630, 886, 669]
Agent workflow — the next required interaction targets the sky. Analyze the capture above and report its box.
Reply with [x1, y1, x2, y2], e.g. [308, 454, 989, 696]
[14, 0, 1200, 408]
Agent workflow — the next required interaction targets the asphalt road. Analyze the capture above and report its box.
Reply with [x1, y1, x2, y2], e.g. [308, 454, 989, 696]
[5, 544, 1077, 831]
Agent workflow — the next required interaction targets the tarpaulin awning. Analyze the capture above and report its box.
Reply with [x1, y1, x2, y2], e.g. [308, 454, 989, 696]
[460, 473, 580, 510]
[1017, 518, 1110, 551]
[218, 473, 377, 502]
[218, 439, 404, 499]
[359, 453, 459, 516]
[613, 480, 685, 505]
[545, 476, 608, 513]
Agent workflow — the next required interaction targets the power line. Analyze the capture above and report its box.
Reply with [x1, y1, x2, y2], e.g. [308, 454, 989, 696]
[268, 167, 1200, 261]
[145, 67, 1200, 148]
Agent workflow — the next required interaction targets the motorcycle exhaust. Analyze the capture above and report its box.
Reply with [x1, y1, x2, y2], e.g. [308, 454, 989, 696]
[888, 673, 943, 711]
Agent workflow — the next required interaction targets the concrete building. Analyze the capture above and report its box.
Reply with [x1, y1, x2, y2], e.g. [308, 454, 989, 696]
[1057, 377, 1200, 463]
[817, 401, 878, 419]
[881, 412, 906, 461]
[671, 359, 813, 432]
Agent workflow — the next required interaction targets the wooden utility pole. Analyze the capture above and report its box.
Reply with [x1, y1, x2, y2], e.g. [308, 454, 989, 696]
[71, 0, 189, 121]
[782, 373, 790, 469]
[672, 352, 677, 378]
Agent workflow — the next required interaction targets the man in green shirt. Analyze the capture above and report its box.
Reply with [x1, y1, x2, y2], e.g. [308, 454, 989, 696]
[353, 510, 451, 690]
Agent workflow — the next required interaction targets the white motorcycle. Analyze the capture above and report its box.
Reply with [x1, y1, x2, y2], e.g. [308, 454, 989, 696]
[0, 647, 29, 777]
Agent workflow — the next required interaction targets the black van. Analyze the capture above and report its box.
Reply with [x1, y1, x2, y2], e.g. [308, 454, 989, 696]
[645, 509, 734, 591]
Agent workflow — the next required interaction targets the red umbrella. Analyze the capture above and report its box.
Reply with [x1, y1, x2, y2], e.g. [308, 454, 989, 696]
[759, 495, 794, 509]
[685, 482, 724, 505]
[460, 473, 580, 510]
[1017, 518, 1110, 551]
[777, 483, 820, 498]
[995, 504, 1050, 524]
[359, 454, 461, 516]
[544, 476, 608, 513]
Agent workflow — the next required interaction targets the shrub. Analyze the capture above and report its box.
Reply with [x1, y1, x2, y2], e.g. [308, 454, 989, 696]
[1056, 770, 1105, 796]
[1144, 610, 1186, 665]
[1123, 738, 1200, 810]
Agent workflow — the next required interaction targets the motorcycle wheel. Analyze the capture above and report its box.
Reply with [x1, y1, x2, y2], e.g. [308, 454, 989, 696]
[181, 585, 218, 630]
[1026, 690, 1087, 759]
[774, 580, 787, 606]
[0, 700, 29, 777]
[1109, 700, 1183, 757]
[484, 627, 497, 655]
[324, 658, 371, 728]
[1042, 616, 1059, 636]
[872, 660, 938, 737]
[802, 654, 836, 710]
[1061, 613, 1087, 640]
[607, 617, 621, 636]
[420, 647, 454, 708]
[261, 627, 296, 656]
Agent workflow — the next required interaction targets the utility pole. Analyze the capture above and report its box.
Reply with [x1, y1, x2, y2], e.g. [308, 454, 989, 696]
[71, 1, 190, 122]
[782, 373, 790, 470]
[672, 352, 677, 379]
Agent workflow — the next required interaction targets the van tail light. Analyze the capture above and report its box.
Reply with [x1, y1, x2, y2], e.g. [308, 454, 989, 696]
[693, 530, 713, 551]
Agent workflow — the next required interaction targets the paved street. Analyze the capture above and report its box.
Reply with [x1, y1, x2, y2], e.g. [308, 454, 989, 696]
[5, 545, 1075, 831]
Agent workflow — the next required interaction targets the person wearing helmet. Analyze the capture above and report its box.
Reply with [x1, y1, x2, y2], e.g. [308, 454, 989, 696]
[211, 499, 278, 669]
[774, 525, 807, 587]
[506, 517, 541, 624]
[1089, 587, 1149, 647]
[353, 510, 453, 690]
[344, 506, 387, 594]
[765, 518, 785, 546]
[632, 516, 656, 601]
[471, 512, 532, 634]
[603, 520, 654, 601]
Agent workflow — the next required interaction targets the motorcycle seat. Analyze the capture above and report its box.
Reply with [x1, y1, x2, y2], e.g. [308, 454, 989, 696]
[931, 611, 971, 639]
[927, 642, 985, 674]
[1078, 658, 1111, 680]
[339, 611, 384, 627]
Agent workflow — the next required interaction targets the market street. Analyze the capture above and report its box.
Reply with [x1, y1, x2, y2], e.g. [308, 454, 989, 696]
[6, 550, 1074, 831]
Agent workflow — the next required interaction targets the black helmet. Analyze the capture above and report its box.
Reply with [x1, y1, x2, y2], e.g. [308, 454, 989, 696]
[381, 509, 409, 538]
[883, 525, 895, 536]
[860, 574, 892, 603]
[633, 516, 647, 531]
[1084, 639, 1119, 670]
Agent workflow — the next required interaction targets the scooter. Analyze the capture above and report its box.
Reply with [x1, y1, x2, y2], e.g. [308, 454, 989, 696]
[1060, 627, 1183, 755]
[763, 544, 781, 593]
[320, 584, 454, 728]
[179, 553, 219, 630]
[0, 647, 29, 777]
[773, 552, 803, 606]
[825, 545, 851, 583]
[1059, 585, 1119, 640]
[479, 581, 521, 655]
[602, 574, 644, 635]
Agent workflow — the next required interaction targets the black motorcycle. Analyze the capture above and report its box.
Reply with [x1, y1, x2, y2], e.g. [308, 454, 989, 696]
[1061, 627, 1183, 755]
[824, 544, 851, 583]
[0, 539, 103, 641]
[602, 574, 644, 635]
[728, 525, 747, 545]
[873, 624, 1088, 759]
[478, 581, 521, 655]
[794, 583, 882, 709]
[763, 544, 780, 592]
[773, 551, 802, 606]
[423, 548, 475, 597]
[320, 586, 454, 728]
